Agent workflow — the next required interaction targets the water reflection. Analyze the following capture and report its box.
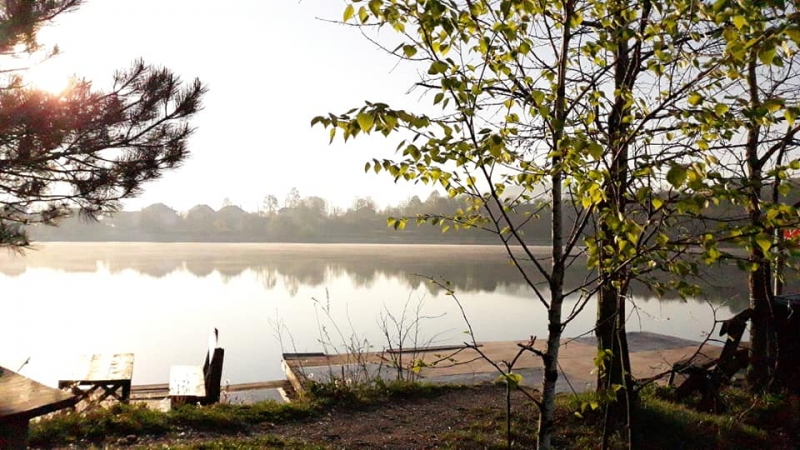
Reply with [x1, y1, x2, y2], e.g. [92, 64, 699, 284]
[0, 242, 774, 386]
[0, 242, 765, 310]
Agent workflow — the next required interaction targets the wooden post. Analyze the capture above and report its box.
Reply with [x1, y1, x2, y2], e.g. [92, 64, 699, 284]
[204, 348, 224, 404]
[201, 328, 224, 405]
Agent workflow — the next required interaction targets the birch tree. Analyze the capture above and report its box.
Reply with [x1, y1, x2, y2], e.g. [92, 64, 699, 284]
[313, 0, 748, 447]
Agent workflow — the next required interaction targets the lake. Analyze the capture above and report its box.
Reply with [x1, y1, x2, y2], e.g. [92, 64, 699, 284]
[0, 242, 753, 387]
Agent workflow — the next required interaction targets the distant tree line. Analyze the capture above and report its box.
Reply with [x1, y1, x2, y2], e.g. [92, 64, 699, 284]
[26, 190, 548, 244]
[26, 185, 800, 245]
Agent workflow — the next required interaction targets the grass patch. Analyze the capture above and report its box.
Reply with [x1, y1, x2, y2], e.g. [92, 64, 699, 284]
[30, 382, 799, 449]
[635, 392, 768, 449]
[30, 379, 446, 448]
[30, 403, 170, 446]
[138, 436, 325, 449]
[552, 386, 798, 450]
[442, 386, 799, 449]
[438, 398, 541, 449]
[30, 399, 318, 447]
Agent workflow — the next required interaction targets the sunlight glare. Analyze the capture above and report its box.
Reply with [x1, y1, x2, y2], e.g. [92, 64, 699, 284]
[23, 58, 73, 95]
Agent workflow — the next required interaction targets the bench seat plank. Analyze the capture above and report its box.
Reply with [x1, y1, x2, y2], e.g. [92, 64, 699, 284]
[0, 366, 77, 422]
[169, 365, 206, 398]
[67, 353, 134, 382]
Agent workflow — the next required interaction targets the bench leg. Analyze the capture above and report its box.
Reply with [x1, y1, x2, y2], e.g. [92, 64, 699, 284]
[122, 381, 131, 403]
[0, 418, 29, 450]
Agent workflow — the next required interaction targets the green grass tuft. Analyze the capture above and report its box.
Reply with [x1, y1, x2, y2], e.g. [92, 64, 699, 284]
[304, 377, 448, 406]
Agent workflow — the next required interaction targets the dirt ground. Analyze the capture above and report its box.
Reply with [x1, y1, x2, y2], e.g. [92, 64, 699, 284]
[138, 384, 540, 449]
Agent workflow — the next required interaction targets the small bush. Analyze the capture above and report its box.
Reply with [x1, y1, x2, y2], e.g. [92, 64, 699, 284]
[31, 403, 169, 445]
[305, 377, 446, 406]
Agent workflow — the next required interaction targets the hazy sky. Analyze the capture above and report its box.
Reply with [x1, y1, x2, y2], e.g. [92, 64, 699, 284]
[30, 0, 437, 213]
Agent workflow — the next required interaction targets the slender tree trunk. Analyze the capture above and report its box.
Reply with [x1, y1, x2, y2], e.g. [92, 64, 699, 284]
[537, 2, 571, 448]
[747, 259, 774, 389]
[597, 273, 636, 445]
[596, 3, 640, 444]
[744, 53, 776, 390]
[538, 295, 563, 450]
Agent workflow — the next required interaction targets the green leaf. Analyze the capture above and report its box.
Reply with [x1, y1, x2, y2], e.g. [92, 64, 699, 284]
[652, 198, 663, 210]
[705, 246, 721, 263]
[428, 60, 448, 75]
[494, 372, 523, 388]
[358, 6, 368, 23]
[755, 235, 772, 253]
[688, 92, 702, 106]
[759, 46, 777, 66]
[766, 208, 779, 221]
[732, 15, 747, 30]
[765, 99, 783, 113]
[666, 166, 687, 188]
[587, 142, 603, 160]
[343, 4, 355, 22]
[357, 112, 374, 132]
[368, 0, 382, 16]
[714, 104, 729, 115]
[785, 109, 797, 126]
[403, 45, 417, 58]
[531, 90, 545, 105]
[787, 27, 800, 45]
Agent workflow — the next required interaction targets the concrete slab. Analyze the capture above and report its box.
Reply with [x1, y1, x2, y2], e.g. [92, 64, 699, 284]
[573, 332, 708, 353]
[224, 388, 288, 404]
[296, 363, 407, 385]
[284, 332, 718, 395]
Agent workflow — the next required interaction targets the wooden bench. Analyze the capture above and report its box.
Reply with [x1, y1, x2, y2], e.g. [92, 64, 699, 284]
[1, 366, 78, 449]
[58, 353, 134, 407]
[169, 328, 224, 406]
[672, 309, 752, 412]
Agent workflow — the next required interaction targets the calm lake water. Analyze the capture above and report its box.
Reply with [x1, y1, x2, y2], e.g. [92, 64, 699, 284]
[0, 243, 753, 387]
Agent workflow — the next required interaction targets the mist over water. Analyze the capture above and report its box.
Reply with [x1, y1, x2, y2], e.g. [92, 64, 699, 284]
[0, 243, 757, 386]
